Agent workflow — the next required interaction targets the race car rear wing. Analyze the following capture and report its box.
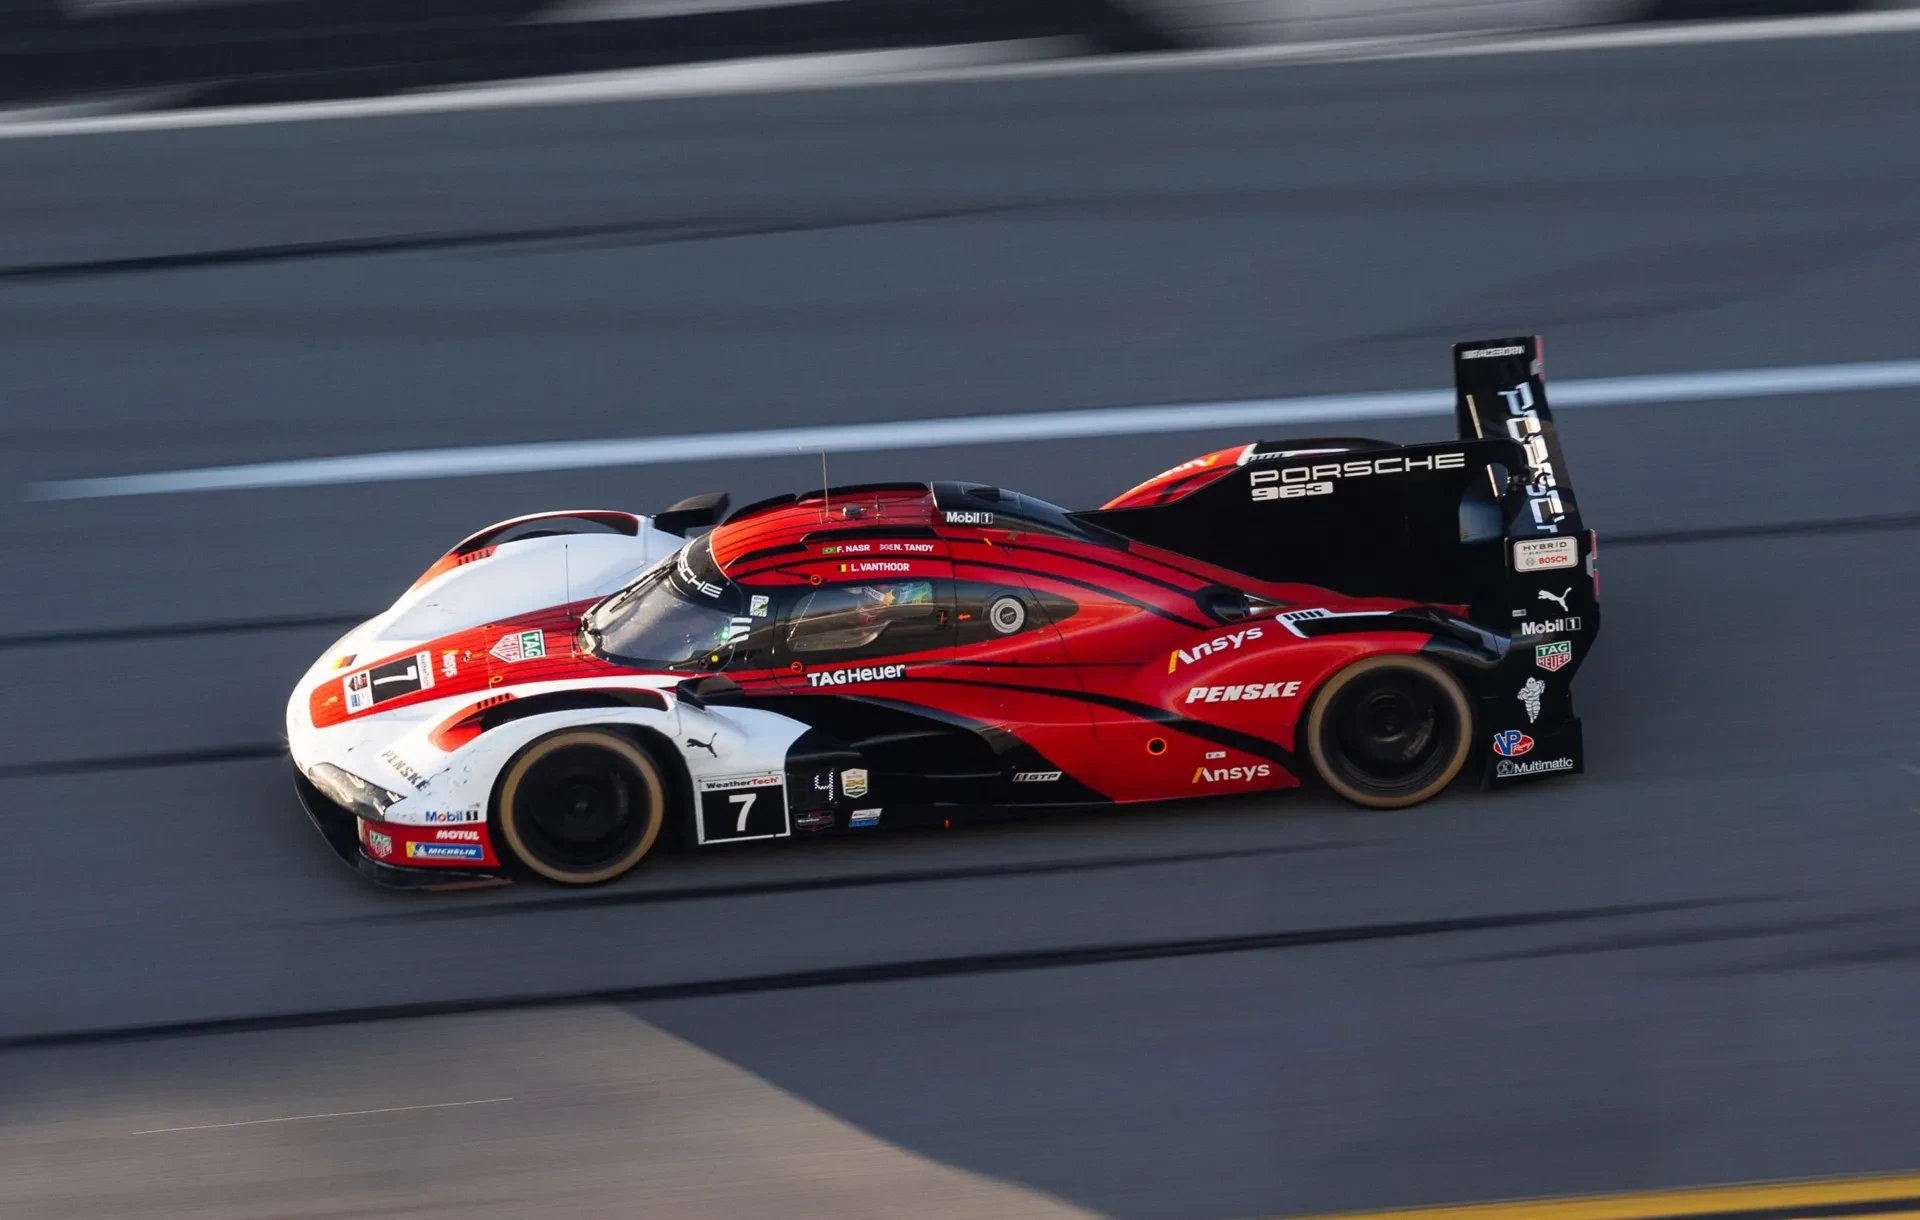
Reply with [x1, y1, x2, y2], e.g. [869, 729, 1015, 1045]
[1072, 336, 1596, 634]
[1452, 336, 1583, 541]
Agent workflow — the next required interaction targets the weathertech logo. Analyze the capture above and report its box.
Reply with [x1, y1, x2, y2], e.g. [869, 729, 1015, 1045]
[1192, 764, 1272, 785]
[1168, 626, 1263, 673]
[1185, 681, 1300, 703]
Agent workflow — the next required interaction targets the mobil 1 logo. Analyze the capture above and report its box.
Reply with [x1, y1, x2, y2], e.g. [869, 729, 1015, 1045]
[696, 772, 790, 844]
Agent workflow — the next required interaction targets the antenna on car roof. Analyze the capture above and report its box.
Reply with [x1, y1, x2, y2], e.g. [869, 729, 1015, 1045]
[820, 451, 830, 521]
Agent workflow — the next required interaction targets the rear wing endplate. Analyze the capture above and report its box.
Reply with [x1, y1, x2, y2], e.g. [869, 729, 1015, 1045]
[1452, 337, 1583, 539]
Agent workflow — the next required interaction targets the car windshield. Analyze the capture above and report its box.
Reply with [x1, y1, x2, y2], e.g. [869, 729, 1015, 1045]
[581, 539, 742, 669]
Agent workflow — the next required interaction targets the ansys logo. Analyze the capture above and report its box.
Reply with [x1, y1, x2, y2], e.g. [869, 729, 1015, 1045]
[1192, 764, 1272, 784]
[1168, 626, 1263, 673]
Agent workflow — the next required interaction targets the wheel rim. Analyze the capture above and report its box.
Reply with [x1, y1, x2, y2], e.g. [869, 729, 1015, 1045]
[1335, 680, 1442, 781]
[501, 734, 662, 882]
[1318, 663, 1465, 803]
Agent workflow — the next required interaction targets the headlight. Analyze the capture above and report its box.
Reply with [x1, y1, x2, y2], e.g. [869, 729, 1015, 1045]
[307, 763, 404, 820]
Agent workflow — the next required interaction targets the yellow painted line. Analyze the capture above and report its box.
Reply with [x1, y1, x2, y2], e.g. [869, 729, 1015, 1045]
[1292, 1172, 1920, 1220]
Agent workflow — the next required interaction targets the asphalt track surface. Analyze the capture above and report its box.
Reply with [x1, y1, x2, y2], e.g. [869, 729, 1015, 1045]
[5, 29, 1920, 1220]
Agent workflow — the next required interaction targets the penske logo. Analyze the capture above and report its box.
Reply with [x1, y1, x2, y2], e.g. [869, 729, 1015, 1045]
[1185, 681, 1300, 703]
[1192, 764, 1272, 785]
[1168, 626, 1263, 673]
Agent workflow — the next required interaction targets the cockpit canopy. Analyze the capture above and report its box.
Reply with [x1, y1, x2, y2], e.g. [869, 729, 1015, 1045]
[580, 537, 743, 670]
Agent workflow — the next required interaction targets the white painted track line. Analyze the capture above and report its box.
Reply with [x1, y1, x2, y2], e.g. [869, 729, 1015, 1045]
[0, 42, 1071, 141]
[132, 1096, 514, 1134]
[3, 11, 1919, 140]
[30, 357, 1920, 501]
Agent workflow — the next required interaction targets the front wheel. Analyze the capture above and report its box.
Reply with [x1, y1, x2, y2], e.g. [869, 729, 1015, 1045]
[1304, 655, 1473, 809]
[494, 729, 667, 885]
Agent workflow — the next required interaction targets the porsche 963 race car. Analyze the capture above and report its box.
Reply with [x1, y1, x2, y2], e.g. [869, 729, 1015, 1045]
[288, 338, 1598, 887]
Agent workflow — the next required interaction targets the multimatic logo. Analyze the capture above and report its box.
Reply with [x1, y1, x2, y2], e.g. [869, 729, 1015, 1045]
[1495, 756, 1575, 777]
[807, 663, 906, 687]
[1167, 626, 1263, 673]
[1499, 381, 1567, 534]
[1250, 452, 1466, 501]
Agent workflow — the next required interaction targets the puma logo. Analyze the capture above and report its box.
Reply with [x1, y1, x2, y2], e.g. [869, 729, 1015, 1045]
[1537, 587, 1571, 612]
[685, 735, 717, 757]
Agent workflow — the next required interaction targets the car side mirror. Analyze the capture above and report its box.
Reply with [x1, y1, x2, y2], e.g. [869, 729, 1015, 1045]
[676, 674, 743, 708]
[654, 492, 732, 536]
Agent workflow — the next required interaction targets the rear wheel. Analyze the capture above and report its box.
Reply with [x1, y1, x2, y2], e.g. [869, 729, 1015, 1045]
[1304, 655, 1473, 809]
[495, 729, 666, 885]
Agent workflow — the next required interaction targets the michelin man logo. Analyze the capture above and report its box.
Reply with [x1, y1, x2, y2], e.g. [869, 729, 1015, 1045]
[1518, 677, 1545, 724]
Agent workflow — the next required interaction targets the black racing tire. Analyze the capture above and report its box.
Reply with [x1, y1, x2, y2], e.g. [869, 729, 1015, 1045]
[494, 728, 667, 885]
[1303, 655, 1473, 810]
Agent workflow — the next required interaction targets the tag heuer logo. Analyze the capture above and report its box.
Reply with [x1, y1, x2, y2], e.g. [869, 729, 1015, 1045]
[489, 629, 546, 664]
[1534, 640, 1572, 672]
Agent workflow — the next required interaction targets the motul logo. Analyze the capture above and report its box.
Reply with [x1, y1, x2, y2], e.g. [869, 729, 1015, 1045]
[1168, 626, 1263, 673]
[1192, 764, 1272, 784]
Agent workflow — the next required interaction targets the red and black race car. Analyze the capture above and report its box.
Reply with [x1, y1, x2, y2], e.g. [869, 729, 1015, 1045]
[289, 338, 1597, 887]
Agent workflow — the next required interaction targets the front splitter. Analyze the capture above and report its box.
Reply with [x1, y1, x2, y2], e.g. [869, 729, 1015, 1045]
[293, 767, 510, 890]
